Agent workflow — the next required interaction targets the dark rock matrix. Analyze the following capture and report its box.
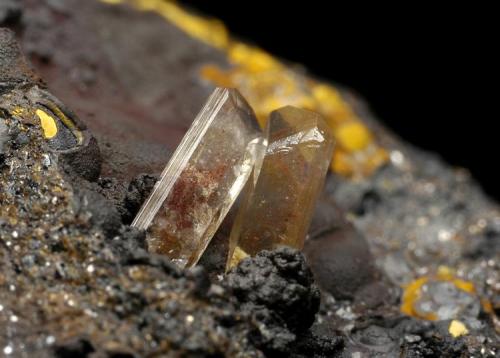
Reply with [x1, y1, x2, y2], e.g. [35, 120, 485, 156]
[1, 1, 498, 357]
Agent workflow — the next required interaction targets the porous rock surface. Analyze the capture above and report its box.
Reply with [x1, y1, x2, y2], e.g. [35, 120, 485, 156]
[0, 14, 335, 357]
[1, 0, 499, 357]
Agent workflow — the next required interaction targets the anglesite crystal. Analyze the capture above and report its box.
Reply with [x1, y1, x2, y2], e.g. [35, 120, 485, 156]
[227, 106, 335, 269]
[132, 87, 267, 268]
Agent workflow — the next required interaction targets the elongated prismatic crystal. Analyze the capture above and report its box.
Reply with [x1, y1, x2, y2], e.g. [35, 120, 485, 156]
[227, 106, 335, 270]
[133, 88, 267, 268]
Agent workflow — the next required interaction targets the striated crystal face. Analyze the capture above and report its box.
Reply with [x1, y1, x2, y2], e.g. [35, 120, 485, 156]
[132, 87, 267, 268]
[227, 106, 335, 270]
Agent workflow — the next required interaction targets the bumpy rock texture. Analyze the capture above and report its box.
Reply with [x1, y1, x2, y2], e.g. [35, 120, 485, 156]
[0, 107, 324, 355]
[1, 0, 499, 357]
[0, 13, 331, 358]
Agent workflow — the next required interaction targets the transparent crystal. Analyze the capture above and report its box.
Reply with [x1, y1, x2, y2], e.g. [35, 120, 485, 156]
[132, 87, 267, 268]
[227, 106, 335, 270]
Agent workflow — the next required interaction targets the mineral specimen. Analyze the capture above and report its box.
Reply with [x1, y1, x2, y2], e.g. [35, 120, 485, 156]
[227, 106, 334, 269]
[1, 0, 497, 356]
[133, 87, 266, 268]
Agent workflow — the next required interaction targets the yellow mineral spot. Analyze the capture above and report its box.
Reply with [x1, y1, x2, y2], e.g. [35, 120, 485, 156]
[311, 84, 355, 124]
[449, 320, 469, 337]
[99, 0, 390, 178]
[41, 101, 84, 145]
[36, 109, 58, 139]
[11, 106, 25, 117]
[336, 121, 372, 152]
[229, 246, 249, 270]
[229, 43, 279, 72]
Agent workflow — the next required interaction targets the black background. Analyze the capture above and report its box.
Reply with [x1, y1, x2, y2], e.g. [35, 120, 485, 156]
[180, 1, 496, 199]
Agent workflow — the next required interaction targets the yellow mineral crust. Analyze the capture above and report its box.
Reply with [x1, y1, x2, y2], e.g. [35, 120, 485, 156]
[36, 109, 58, 139]
[400, 266, 479, 321]
[117, 0, 229, 49]
[449, 320, 469, 337]
[100, 0, 388, 178]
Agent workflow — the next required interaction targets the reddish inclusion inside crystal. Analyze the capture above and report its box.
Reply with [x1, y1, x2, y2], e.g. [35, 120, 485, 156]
[149, 164, 228, 259]
[166, 164, 227, 230]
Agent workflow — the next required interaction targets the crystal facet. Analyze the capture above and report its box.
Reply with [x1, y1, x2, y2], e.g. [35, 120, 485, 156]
[227, 106, 335, 269]
[132, 87, 266, 268]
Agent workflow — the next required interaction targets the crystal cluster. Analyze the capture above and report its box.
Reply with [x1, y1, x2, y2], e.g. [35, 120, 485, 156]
[133, 88, 333, 268]
[132, 88, 266, 268]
